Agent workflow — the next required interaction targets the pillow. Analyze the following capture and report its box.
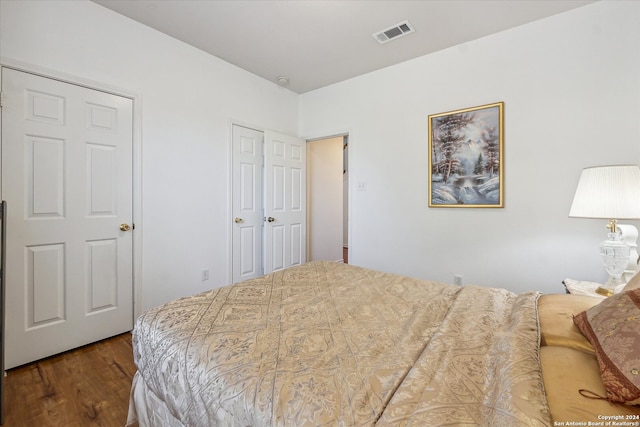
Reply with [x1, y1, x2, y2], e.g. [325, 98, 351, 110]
[540, 346, 640, 421]
[573, 289, 640, 405]
[624, 271, 640, 291]
[538, 294, 598, 354]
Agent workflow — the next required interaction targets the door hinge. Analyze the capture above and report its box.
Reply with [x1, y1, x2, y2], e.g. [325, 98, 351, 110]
[0, 92, 4, 108]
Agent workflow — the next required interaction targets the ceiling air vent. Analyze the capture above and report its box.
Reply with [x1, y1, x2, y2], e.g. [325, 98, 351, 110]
[372, 20, 415, 44]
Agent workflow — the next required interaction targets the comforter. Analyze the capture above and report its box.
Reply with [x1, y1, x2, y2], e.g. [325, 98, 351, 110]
[128, 261, 550, 426]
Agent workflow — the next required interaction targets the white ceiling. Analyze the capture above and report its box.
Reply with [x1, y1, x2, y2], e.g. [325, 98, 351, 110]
[93, 0, 595, 94]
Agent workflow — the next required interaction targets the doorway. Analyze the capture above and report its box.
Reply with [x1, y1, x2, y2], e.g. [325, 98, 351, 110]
[307, 135, 349, 263]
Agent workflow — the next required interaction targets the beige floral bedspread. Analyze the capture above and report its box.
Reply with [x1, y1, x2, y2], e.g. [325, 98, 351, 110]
[129, 261, 551, 426]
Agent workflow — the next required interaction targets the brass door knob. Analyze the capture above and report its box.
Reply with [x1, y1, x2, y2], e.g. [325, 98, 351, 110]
[234, 217, 244, 223]
[119, 224, 131, 231]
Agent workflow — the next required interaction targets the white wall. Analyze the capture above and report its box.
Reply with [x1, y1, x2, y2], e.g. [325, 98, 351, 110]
[0, 0, 299, 311]
[300, 1, 640, 294]
[308, 137, 343, 262]
[2, 0, 638, 307]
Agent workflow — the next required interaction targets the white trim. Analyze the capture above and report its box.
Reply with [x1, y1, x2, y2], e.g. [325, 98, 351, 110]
[0, 57, 144, 321]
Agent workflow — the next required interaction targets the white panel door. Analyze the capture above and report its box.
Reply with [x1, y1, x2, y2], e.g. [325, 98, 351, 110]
[264, 130, 306, 274]
[1, 68, 133, 368]
[231, 125, 264, 283]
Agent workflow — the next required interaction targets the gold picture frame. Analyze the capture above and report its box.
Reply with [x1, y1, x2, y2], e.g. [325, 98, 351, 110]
[428, 102, 504, 208]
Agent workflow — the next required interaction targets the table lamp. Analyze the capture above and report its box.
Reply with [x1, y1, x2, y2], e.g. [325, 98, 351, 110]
[569, 165, 640, 296]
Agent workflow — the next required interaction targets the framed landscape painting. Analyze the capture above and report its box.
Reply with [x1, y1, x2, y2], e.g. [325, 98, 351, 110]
[428, 102, 504, 208]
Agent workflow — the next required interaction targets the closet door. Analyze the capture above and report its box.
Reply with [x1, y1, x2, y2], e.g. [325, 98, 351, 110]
[1, 68, 134, 368]
[264, 130, 306, 273]
[231, 125, 264, 282]
[231, 127, 306, 281]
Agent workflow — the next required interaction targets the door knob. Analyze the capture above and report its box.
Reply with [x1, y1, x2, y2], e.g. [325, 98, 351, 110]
[234, 217, 244, 223]
[266, 217, 276, 223]
[119, 223, 131, 231]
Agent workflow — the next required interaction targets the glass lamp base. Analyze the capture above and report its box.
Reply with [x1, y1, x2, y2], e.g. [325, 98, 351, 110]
[599, 231, 630, 297]
[595, 286, 615, 297]
[596, 275, 624, 297]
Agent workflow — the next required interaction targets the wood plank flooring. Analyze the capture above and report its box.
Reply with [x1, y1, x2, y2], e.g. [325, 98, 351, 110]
[3, 332, 137, 427]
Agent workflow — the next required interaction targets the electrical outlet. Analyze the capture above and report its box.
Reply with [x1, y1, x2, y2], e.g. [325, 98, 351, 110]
[202, 269, 209, 281]
[454, 275, 463, 286]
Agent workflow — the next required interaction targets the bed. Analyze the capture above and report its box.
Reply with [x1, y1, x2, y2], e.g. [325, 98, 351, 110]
[126, 261, 640, 426]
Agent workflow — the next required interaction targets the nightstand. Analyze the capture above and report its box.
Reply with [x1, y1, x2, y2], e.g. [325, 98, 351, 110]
[562, 278, 624, 298]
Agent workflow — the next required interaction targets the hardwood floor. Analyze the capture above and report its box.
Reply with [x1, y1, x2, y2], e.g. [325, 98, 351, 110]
[4, 333, 137, 427]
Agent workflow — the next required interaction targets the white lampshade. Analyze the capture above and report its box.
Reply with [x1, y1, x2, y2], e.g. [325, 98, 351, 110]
[569, 165, 640, 220]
